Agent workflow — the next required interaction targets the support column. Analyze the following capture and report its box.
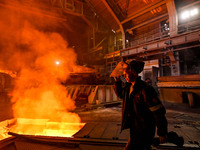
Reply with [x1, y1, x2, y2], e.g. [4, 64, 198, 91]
[165, 0, 178, 37]
[93, 28, 95, 48]
[168, 50, 180, 76]
[102, 0, 125, 50]
[122, 32, 125, 50]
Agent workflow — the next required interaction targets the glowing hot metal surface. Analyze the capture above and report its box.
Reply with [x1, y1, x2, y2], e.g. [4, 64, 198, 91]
[2, 118, 85, 139]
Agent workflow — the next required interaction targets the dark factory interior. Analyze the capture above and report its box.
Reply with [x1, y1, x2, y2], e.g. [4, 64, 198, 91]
[0, 0, 200, 149]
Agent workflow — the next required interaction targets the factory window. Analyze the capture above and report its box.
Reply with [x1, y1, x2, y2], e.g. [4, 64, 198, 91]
[159, 57, 171, 77]
[176, 1, 200, 33]
[179, 47, 200, 75]
[162, 66, 171, 76]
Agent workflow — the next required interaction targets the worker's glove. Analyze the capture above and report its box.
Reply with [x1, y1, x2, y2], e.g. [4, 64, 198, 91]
[167, 131, 184, 147]
[152, 131, 184, 147]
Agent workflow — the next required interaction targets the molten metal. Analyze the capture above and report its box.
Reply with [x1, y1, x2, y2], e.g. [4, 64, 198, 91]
[0, 118, 85, 140]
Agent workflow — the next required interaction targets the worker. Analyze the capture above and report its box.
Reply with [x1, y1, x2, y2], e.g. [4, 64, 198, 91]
[113, 60, 168, 150]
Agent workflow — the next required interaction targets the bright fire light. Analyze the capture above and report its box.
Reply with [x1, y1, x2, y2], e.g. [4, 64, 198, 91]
[55, 61, 60, 65]
[0, 118, 86, 140]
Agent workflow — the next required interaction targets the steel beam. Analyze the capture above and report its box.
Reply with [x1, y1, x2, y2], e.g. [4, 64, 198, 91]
[101, 0, 125, 50]
[121, 0, 166, 24]
[105, 29, 200, 60]
[126, 13, 168, 32]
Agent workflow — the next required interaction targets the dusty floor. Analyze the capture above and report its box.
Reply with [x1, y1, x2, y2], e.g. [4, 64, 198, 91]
[76, 101, 200, 148]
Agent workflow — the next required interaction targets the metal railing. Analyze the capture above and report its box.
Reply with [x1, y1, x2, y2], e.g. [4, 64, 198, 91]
[107, 25, 170, 52]
[178, 20, 200, 34]
[105, 20, 200, 55]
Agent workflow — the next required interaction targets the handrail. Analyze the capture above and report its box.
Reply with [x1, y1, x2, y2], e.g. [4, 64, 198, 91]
[104, 20, 200, 57]
[106, 24, 170, 53]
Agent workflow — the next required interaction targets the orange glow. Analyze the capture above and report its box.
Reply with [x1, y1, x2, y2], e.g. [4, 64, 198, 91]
[55, 61, 60, 65]
[0, 118, 85, 140]
[151, 7, 162, 14]
[9, 118, 85, 137]
[9, 23, 80, 123]
[142, 0, 155, 4]
[8, 23, 84, 136]
[0, 1, 85, 138]
[0, 70, 17, 78]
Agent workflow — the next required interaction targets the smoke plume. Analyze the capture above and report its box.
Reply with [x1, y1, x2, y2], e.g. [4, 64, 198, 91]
[0, 1, 80, 122]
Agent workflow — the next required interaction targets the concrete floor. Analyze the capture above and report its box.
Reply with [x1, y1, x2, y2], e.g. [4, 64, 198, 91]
[77, 101, 200, 148]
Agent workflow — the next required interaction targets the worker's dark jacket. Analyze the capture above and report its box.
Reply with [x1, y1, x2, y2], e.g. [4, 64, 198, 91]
[114, 77, 168, 139]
